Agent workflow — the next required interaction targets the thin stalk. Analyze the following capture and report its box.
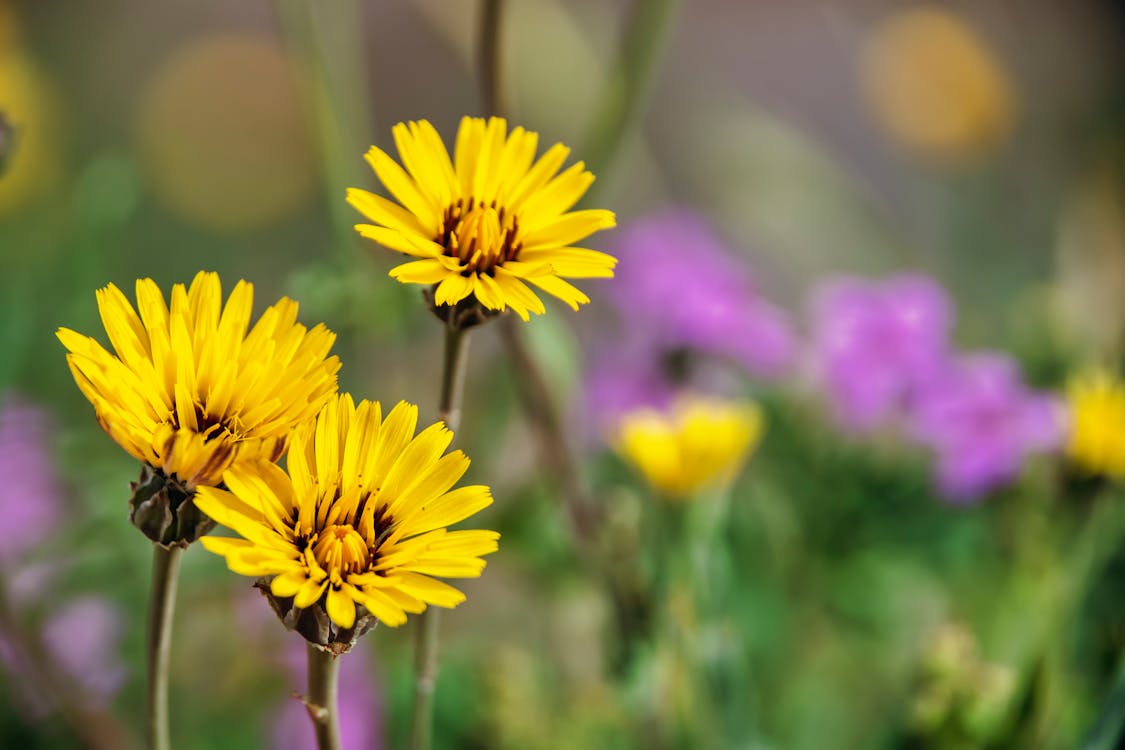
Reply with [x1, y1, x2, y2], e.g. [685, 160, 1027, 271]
[498, 317, 651, 678]
[410, 322, 471, 750]
[1032, 491, 1125, 744]
[437, 323, 471, 430]
[478, 0, 507, 118]
[582, 0, 682, 187]
[146, 544, 182, 750]
[274, 0, 373, 264]
[306, 643, 342, 750]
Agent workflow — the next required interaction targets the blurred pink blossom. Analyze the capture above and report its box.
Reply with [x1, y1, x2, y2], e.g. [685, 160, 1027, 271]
[909, 353, 1065, 501]
[811, 274, 953, 431]
[0, 393, 64, 565]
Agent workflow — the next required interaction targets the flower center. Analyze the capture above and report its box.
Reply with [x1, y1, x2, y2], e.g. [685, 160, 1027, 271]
[442, 199, 520, 273]
[312, 524, 369, 577]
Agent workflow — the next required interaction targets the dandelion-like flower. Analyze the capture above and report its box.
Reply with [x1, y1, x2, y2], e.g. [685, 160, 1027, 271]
[57, 271, 340, 545]
[1066, 370, 1125, 478]
[348, 116, 617, 322]
[614, 396, 764, 498]
[195, 394, 498, 649]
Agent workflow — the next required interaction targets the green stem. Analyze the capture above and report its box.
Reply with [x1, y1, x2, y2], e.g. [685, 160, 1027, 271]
[499, 317, 652, 679]
[146, 544, 182, 750]
[410, 600, 442, 750]
[274, 0, 373, 263]
[438, 323, 471, 430]
[1032, 491, 1125, 743]
[410, 323, 471, 750]
[478, 0, 507, 118]
[306, 643, 342, 750]
[581, 0, 682, 187]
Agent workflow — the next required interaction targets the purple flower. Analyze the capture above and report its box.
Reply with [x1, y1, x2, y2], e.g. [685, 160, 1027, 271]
[0, 394, 63, 565]
[0, 596, 127, 716]
[584, 343, 677, 434]
[811, 274, 953, 431]
[909, 353, 1065, 501]
[606, 211, 796, 378]
[41, 596, 127, 706]
[270, 641, 383, 750]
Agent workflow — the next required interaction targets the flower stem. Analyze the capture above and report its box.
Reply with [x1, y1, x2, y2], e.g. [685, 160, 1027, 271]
[478, 0, 507, 117]
[410, 322, 471, 750]
[146, 544, 182, 750]
[438, 323, 471, 430]
[305, 643, 342, 750]
[582, 0, 682, 186]
[497, 318, 649, 675]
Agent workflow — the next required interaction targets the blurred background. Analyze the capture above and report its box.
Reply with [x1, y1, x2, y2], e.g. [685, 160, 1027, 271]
[4, 0, 1125, 747]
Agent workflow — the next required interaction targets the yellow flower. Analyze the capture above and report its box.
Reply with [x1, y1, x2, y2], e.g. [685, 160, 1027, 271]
[347, 116, 617, 320]
[614, 396, 764, 498]
[57, 271, 341, 490]
[196, 394, 499, 630]
[1066, 370, 1125, 477]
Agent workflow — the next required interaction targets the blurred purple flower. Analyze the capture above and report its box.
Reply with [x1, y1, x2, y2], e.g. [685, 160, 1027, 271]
[270, 642, 383, 750]
[909, 353, 1065, 501]
[0, 596, 126, 717]
[41, 596, 127, 706]
[811, 274, 953, 431]
[607, 211, 796, 378]
[0, 393, 63, 565]
[584, 342, 677, 433]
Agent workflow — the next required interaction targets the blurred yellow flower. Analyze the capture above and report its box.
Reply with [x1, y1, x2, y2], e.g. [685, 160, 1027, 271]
[1066, 370, 1125, 478]
[136, 34, 316, 232]
[57, 272, 340, 491]
[861, 8, 1015, 162]
[614, 397, 764, 498]
[0, 52, 61, 216]
[196, 395, 499, 632]
[348, 117, 617, 320]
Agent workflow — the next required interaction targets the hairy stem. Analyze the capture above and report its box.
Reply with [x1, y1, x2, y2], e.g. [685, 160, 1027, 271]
[478, 0, 507, 118]
[146, 544, 182, 750]
[498, 318, 649, 675]
[411, 323, 471, 750]
[306, 643, 342, 750]
[582, 0, 682, 187]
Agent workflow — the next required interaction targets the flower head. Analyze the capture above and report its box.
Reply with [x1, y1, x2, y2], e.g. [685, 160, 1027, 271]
[1065, 370, 1125, 478]
[348, 117, 617, 321]
[614, 396, 764, 498]
[57, 272, 340, 544]
[607, 211, 795, 378]
[811, 274, 953, 431]
[196, 394, 498, 648]
[909, 354, 1064, 501]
